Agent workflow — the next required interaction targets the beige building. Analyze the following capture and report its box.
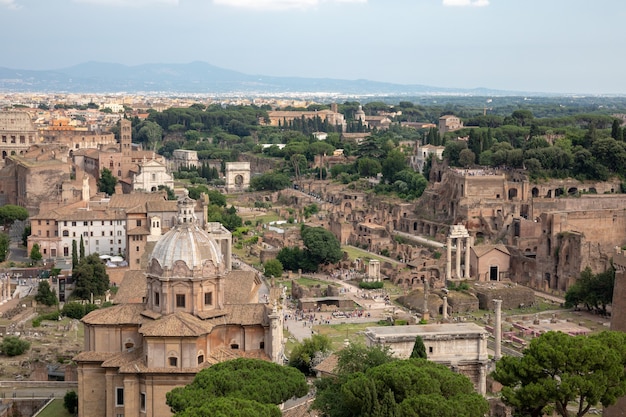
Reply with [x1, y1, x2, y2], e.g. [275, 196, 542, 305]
[74, 193, 284, 417]
[364, 323, 489, 395]
[438, 115, 463, 135]
[470, 244, 511, 282]
[0, 110, 38, 161]
[262, 104, 346, 132]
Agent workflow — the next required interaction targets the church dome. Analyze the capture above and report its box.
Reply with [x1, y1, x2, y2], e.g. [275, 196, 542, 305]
[149, 192, 224, 274]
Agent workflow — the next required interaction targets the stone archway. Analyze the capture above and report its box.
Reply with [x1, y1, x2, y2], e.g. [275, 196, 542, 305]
[225, 162, 250, 193]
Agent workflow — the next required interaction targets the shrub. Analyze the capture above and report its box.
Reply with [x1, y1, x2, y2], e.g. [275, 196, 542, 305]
[62, 302, 86, 320]
[359, 281, 384, 290]
[1, 336, 30, 356]
[64, 390, 78, 414]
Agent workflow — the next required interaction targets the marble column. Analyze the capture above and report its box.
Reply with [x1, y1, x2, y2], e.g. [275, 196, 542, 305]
[464, 236, 472, 279]
[442, 296, 448, 319]
[494, 299, 502, 361]
[479, 365, 487, 396]
[446, 237, 452, 282]
[455, 238, 462, 279]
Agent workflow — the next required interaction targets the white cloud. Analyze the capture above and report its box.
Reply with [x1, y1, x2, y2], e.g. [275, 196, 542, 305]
[213, 0, 366, 11]
[443, 0, 489, 7]
[0, 0, 21, 10]
[73, 0, 178, 6]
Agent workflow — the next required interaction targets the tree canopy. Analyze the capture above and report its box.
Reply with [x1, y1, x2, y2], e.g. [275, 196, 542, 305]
[492, 331, 626, 417]
[72, 253, 110, 299]
[564, 266, 614, 314]
[35, 280, 58, 306]
[97, 168, 117, 195]
[166, 358, 308, 417]
[301, 226, 343, 266]
[0, 204, 28, 228]
[289, 334, 333, 376]
[313, 358, 489, 417]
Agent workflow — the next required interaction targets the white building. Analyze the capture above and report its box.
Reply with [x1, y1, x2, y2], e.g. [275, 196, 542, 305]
[364, 323, 489, 395]
[132, 158, 174, 192]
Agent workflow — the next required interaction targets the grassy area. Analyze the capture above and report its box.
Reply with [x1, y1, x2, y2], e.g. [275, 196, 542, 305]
[296, 277, 338, 288]
[313, 322, 375, 350]
[342, 246, 398, 266]
[37, 398, 73, 417]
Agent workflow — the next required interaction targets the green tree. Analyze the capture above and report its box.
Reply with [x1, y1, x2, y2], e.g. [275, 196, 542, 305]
[97, 168, 118, 195]
[381, 149, 407, 184]
[206, 190, 227, 207]
[289, 334, 332, 375]
[166, 358, 307, 417]
[301, 226, 343, 267]
[335, 343, 395, 375]
[30, 243, 42, 261]
[71, 239, 78, 268]
[64, 390, 78, 415]
[313, 359, 488, 417]
[21, 225, 31, 247]
[263, 259, 283, 278]
[250, 172, 291, 191]
[0, 204, 28, 228]
[458, 148, 476, 167]
[0, 336, 30, 356]
[35, 280, 58, 306]
[0, 233, 10, 262]
[72, 253, 110, 299]
[136, 120, 164, 147]
[62, 302, 87, 320]
[79, 235, 85, 260]
[492, 331, 626, 417]
[564, 266, 614, 314]
[158, 184, 176, 200]
[410, 336, 427, 359]
[356, 157, 382, 177]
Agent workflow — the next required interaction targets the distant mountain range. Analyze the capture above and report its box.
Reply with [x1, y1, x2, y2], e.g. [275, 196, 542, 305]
[0, 61, 520, 96]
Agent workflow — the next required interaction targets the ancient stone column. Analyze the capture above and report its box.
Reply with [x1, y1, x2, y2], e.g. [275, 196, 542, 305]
[464, 236, 472, 279]
[442, 296, 448, 319]
[494, 299, 502, 361]
[446, 237, 452, 282]
[479, 365, 487, 396]
[456, 238, 462, 279]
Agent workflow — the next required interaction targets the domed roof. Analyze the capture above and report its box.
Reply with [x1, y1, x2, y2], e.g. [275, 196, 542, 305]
[149, 191, 223, 272]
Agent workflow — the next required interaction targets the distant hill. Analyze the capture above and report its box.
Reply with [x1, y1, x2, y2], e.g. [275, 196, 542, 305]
[0, 61, 517, 96]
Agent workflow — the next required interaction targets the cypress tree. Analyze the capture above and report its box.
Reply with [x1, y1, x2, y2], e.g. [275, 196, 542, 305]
[72, 240, 78, 268]
[79, 235, 85, 260]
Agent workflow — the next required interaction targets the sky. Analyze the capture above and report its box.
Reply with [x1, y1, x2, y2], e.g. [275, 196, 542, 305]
[1, 0, 625, 95]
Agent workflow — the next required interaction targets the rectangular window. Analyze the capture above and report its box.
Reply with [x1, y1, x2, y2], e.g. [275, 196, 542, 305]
[64, 221, 67, 226]
[140, 392, 146, 412]
[136, 220, 142, 227]
[176, 294, 185, 308]
[169, 357, 178, 367]
[116, 387, 124, 406]
[204, 292, 213, 306]
[72, 222, 76, 227]
[83, 221, 88, 226]
[154, 292, 160, 306]
[64, 247, 69, 256]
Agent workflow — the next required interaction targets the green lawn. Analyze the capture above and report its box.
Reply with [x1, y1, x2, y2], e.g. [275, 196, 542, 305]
[37, 398, 73, 417]
[342, 246, 399, 266]
[313, 322, 375, 350]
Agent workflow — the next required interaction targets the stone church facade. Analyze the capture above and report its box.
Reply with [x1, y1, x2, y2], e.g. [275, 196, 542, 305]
[74, 192, 283, 417]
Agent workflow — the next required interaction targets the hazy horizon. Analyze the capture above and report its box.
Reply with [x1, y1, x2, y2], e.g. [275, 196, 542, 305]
[1, 0, 625, 95]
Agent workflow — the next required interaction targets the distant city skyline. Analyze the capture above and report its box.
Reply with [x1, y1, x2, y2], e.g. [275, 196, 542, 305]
[1, 0, 625, 95]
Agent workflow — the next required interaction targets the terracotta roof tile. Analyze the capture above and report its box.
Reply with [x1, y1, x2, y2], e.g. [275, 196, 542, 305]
[82, 303, 144, 325]
[139, 312, 214, 337]
[113, 271, 147, 304]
